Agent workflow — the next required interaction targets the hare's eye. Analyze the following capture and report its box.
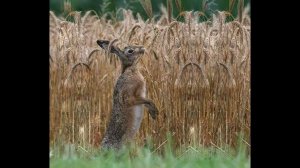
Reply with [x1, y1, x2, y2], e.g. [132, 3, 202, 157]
[128, 49, 134, 54]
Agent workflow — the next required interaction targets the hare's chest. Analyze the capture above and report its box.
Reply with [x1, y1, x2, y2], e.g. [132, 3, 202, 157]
[132, 105, 143, 129]
[132, 85, 146, 133]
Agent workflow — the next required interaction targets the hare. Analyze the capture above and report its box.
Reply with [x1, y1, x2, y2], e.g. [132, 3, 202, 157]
[97, 40, 158, 150]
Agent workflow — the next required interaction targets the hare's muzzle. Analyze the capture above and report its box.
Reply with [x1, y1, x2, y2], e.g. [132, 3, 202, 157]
[139, 47, 145, 54]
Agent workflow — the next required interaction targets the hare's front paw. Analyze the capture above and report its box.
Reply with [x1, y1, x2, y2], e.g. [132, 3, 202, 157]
[149, 106, 158, 120]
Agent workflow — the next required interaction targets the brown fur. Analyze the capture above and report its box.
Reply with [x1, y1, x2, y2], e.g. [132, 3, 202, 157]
[97, 40, 158, 150]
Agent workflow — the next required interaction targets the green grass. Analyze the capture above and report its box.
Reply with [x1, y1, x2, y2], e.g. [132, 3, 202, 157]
[50, 145, 250, 168]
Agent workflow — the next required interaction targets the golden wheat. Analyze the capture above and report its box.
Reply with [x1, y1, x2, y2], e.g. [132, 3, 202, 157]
[50, 8, 250, 154]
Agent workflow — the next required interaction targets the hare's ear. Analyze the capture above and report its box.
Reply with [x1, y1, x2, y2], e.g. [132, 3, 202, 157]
[96, 40, 122, 55]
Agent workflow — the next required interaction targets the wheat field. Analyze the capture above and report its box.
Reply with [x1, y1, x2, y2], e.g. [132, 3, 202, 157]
[50, 8, 250, 155]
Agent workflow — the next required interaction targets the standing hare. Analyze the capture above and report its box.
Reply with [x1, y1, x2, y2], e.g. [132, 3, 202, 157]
[97, 40, 158, 150]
